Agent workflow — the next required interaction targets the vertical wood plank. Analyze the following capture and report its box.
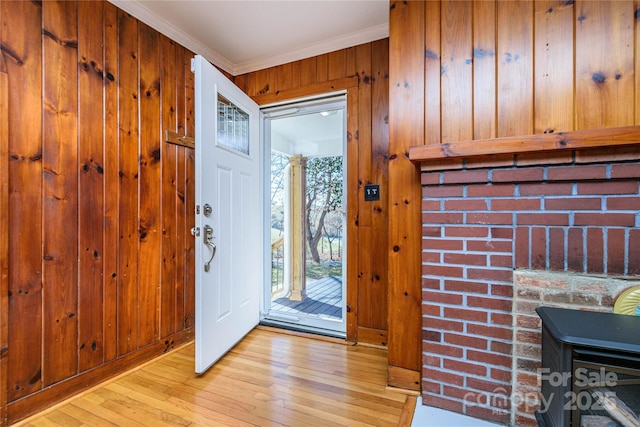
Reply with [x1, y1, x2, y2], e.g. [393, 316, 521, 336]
[328, 49, 347, 80]
[576, 0, 634, 129]
[497, 0, 534, 137]
[345, 46, 356, 77]
[253, 68, 273, 95]
[78, 0, 105, 372]
[441, 0, 473, 143]
[175, 46, 188, 332]
[299, 57, 317, 86]
[534, 1, 574, 134]
[183, 48, 196, 329]
[316, 53, 329, 82]
[473, 0, 497, 140]
[160, 35, 177, 339]
[276, 62, 300, 92]
[117, 10, 140, 356]
[356, 43, 372, 329]
[5, 0, 43, 401]
[0, 8, 9, 421]
[244, 72, 257, 97]
[137, 22, 161, 347]
[345, 87, 359, 343]
[388, 0, 424, 385]
[103, 0, 119, 364]
[232, 73, 248, 93]
[42, 0, 79, 386]
[424, 0, 441, 145]
[370, 38, 389, 332]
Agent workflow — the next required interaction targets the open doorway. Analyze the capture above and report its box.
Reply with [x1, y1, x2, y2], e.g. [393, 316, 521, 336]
[261, 95, 346, 337]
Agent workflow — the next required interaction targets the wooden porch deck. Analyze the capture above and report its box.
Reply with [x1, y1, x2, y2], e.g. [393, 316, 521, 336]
[271, 276, 343, 320]
[14, 328, 416, 426]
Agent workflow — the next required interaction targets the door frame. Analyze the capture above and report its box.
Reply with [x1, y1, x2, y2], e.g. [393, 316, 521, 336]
[262, 94, 348, 336]
[251, 78, 359, 342]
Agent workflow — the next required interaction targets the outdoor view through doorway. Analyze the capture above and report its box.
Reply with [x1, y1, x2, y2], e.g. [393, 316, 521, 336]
[262, 95, 347, 337]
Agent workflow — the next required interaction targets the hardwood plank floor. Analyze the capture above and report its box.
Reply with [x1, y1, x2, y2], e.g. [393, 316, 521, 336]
[13, 328, 413, 426]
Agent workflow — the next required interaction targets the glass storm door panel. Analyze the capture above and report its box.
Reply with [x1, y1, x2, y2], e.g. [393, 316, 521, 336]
[262, 97, 347, 336]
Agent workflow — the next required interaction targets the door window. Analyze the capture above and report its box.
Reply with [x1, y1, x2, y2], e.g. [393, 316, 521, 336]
[217, 94, 250, 155]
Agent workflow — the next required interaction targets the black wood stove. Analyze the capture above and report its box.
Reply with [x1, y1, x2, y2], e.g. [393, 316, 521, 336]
[535, 306, 640, 427]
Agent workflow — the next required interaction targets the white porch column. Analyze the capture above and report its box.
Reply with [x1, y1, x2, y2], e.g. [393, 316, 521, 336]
[288, 154, 307, 301]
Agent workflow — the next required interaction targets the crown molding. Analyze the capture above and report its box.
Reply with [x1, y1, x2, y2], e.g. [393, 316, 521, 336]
[232, 23, 389, 75]
[108, 0, 235, 74]
[108, 1, 388, 76]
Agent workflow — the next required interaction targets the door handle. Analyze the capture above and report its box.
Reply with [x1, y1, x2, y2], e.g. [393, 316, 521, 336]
[203, 225, 216, 272]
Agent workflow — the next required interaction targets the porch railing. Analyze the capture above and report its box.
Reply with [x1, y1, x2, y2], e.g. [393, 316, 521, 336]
[271, 236, 285, 295]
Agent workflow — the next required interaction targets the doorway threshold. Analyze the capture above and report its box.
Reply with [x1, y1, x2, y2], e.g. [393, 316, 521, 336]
[259, 318, 346, 340]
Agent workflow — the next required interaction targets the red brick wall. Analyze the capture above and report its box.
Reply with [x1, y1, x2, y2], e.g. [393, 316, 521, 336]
[420, 148, 640, 425]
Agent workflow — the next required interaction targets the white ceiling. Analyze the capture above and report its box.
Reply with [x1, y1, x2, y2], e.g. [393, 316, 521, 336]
[110, 0, 389, 75]
[271, 109, 345, 157]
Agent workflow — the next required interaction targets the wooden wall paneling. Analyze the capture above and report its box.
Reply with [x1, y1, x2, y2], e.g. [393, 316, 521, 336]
[276, 62, 300, 92]
[316, 53, 329, 82]
[253, 68, 274, 96]
[7, 327, 193, 423]
[175, 147, 186, 333]
[356, 43, 373, 331]
[244, 72, 257, 98]
[42, 0, 79, 387]
[117, 10, 140, 356]
[370, 38, 389, 334]
[472, 0, 497, 140]
[0, 10, 9, 424]
[78, 0, 106, 372]
[251, 77, 358, 107]
[232, 73, 248, 93]
[345, 87, 360, 343]
[346, 47, 357, 77]
[328, 49, 347, 81]
[103, 0, 119, 364]
[441, 0, 473, 143]
[534, 1, 574, 134]
[2, 2, 198, 421]
[299, 57, 317, 86]
[160, 35, 178, 339]
[497, 1, 534, 137]
[174, 46, 188, 332]
[388, 0, 424, 390]
[424, 0, 441, 145]
[356, 227, 373, 340]
[183, 146, 195, 330]
[575, 0, 634, 130]
[138, 23, 161, 347]
[184, 47, 196, 329]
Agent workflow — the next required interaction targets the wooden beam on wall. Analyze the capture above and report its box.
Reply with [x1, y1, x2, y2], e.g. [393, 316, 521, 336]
[409, 125, 640, 162]
[165, 130, 195, 149]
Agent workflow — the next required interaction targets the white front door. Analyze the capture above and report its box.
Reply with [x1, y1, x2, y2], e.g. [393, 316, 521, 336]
[192, 55, 262, 374]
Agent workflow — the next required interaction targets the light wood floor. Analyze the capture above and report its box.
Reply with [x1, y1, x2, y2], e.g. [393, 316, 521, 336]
[13, 327, 416, 426]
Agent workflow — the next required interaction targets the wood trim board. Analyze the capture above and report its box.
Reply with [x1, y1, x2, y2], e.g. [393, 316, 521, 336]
[410, 125, 640, 162]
